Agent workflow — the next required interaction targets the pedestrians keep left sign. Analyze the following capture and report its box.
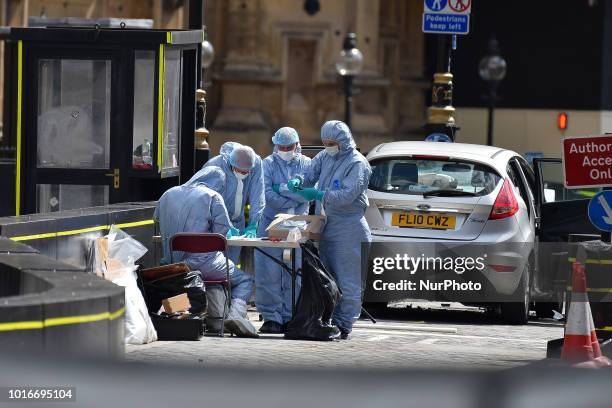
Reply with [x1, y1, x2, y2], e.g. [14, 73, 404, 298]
[425, 0, 472, 14]
[423, 0, 471, 35]
[588, 191, 612, 232]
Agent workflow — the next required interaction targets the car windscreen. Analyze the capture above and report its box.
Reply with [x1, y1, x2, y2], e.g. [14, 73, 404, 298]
[368, 157, 502, 196]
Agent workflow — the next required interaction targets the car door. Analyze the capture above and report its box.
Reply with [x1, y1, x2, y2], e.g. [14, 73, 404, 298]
[514, 156, 546, 298]
[532, 158, 600, 242]
[515, 156, 538, 220]
[506, 158, 534, 242]
[531, 158, 601, 302]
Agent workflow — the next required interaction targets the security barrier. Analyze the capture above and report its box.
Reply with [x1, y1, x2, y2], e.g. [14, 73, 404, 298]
[0, 237, 124, 357]
[568, 240, 612, 339]
[0, 202, 159, 271]
[0, 202, 160, 357]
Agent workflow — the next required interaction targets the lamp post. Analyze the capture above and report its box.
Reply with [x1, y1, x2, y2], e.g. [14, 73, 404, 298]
[201, 37, 215, 78]
[335, 33, 363, 130]
[425, 35, 458, 142]
[479, 37, 507, 147]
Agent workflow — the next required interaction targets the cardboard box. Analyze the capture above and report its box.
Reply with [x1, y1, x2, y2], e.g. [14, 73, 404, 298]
[162, 293, 191, 314]
[93, 237, 108, 277]
[104, 258, 128, 281]
[266, 214, 326, 241]
[93, 236, 131, 281]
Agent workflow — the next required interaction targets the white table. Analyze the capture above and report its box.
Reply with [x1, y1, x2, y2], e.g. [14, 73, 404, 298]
[227, 237, 300, 249]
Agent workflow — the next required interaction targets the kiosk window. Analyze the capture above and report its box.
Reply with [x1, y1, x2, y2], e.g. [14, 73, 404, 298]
[36, 184, 108, 213]
[37, 59, 111, 169]
[132, 51, 156, 169]
[162, 47, 182, 171]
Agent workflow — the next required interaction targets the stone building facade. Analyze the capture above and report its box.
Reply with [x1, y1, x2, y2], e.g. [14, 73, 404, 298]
[203, 0, 428, 155]
[0, 0, 428, 156]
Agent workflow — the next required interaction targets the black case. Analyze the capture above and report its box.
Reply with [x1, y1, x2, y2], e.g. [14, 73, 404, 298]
[137, 266, 205, 341]
[150, 314, 204, 341]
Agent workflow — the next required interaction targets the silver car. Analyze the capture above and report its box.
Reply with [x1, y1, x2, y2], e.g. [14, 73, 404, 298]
[364, 141, 574, 324]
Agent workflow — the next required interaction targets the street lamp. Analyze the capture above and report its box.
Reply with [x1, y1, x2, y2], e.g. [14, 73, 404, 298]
[201, 34, 215, 88]
[201, 38, 215, 70]
[335, 33, 363, 129]
[479, 37, 507, 146]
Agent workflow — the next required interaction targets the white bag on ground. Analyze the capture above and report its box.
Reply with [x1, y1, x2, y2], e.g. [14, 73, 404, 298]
[96, 225, 157, 344]
[113, 268, 158, 344]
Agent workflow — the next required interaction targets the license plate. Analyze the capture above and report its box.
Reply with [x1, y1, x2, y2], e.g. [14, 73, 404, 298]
[391, 212, 456, 230]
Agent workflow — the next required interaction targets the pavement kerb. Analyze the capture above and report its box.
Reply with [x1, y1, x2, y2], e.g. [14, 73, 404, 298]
[353, 322, 458, 334]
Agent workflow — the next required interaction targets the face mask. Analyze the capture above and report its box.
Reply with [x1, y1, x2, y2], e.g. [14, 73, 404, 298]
[234, 169, 249, 180]
[325, 145, 339, 156]
[278, 150, 295, 161]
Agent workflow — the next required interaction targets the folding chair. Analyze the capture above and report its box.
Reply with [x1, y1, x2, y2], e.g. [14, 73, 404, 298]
[169, 233, 232, 337]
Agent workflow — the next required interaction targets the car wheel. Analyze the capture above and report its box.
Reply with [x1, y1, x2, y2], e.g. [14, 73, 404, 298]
[500, 263, 530, 325]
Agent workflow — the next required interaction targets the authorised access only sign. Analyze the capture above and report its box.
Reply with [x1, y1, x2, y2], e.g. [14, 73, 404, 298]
[563, 135, 612, 188]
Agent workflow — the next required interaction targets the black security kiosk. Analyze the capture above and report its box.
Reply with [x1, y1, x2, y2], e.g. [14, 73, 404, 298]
[4, 26, 201, 215]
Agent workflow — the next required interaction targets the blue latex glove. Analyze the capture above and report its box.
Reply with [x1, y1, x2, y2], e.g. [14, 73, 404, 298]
[287, 178, 302, 192]
[297, 188, 324, 202]
[226, 226, 240, 239]
[243, 221, 258, 238]
[272, 184, 280, 194]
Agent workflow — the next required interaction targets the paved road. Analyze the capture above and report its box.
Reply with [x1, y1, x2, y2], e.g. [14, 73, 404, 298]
[125, 303, 564, 370]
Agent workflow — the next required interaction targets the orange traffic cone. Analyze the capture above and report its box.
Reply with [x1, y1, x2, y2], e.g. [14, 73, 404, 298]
[561, 262, 609, 366]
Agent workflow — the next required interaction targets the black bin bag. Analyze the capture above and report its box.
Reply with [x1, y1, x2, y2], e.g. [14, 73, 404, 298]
[284, 241, 342, 341]
[142, 271, 207, 314]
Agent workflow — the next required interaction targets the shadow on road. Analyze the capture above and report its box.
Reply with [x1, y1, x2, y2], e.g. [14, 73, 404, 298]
[361, 304, 564, 328]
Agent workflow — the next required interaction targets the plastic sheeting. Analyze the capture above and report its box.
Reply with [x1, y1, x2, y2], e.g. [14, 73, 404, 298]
[91, 225, 157, 344]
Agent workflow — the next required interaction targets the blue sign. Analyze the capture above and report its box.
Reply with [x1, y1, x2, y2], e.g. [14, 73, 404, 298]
[588, 191, 612, 232]
[425, 133, 453, 143]
[422, 13, 470, 35]
[425, 0, 448, 12]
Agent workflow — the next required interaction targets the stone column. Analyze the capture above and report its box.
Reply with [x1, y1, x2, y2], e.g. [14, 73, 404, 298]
[397, 0, 427, 138]
[210, 0, 272, 156]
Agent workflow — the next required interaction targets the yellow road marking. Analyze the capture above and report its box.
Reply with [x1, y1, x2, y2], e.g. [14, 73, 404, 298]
[565, 286, 612, 293]
[10, 220, 154, 242]
[567, 257, 612, 265]
[0, 308, 125, 332]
